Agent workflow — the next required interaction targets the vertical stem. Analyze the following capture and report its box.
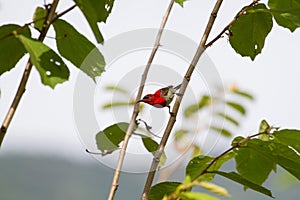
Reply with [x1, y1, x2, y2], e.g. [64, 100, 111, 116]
[0, 0, 60, 147]
[107, 1, 175, 200]
[141, 0, 224, 198]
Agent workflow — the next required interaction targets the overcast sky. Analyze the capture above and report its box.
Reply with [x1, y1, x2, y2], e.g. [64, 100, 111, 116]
[0, 0, 299, 168]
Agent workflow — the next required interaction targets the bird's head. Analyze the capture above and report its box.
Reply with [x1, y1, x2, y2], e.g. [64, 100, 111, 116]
[136, 94, 154, 104]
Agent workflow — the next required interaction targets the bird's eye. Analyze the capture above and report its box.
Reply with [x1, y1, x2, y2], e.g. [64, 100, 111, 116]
[143, 95, 150, 99]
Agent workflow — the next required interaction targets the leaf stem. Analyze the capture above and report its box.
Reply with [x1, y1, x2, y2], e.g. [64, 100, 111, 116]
[141, 0, 225, 198]
[0, 0, 60, 147]
[107, 1, 176, 200]
[205, 0, 260, 48]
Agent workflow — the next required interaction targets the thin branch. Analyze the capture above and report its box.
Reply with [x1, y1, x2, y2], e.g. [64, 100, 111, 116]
[0, 0, 60, 147]
[192, 130, 269, 181]
[205, 0, 260, 48]
[141, 0, 225, 199]
[107, 1, 176, 200]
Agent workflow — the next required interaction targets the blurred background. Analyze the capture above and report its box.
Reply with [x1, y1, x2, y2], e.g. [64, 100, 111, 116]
[0, 0, 299, 199]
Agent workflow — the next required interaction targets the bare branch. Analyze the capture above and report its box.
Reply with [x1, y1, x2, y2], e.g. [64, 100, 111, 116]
[141, 0, 225, 198]
[107, 1, 176, 199]
[0, 0, 60, 147]
[205, 0, 260, 48]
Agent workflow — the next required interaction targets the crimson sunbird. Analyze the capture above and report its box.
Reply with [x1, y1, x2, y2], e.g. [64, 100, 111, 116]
[137, 84, 182, 115]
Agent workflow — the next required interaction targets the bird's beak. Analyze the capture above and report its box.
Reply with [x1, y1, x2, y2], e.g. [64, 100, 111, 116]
[136, 99, 144, 104]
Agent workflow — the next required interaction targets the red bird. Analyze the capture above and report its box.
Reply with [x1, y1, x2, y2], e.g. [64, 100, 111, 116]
[137, 84, 182, 114]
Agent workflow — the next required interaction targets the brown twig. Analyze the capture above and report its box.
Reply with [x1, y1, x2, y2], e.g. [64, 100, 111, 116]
[107, 1, 176, 200]
[0, 0, 60, 147]
[141, 0, 225, 199]
[205, 0, 260, 48]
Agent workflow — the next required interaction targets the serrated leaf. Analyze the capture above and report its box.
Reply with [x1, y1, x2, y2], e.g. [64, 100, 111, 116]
[211, 126, 232, 137]
[174, 0, 186, 7]
[180, 192, 219, 200]
[229, 4, 273, 60]
[18, 35, 69, 88]
[226, 101, 246, 115]
[186, 153, 235, 181]
[95, 122, 128, 152]
[217, 113, 239, 126]
[0, 24, 31, 75]
[247, 139, 300, 180]
[234, 140, 274, 185]
[105, 85, 128, 94]
[214, 171, 273, 198]
[53, 19, 105, 81]
[33, 7, 47, 31]
[73, 0, 115, 43]
[273, 129, 300, 153]
[142, 137, 166, 168]
[268, 0, 300, 32]
[149, 182, 181, 200]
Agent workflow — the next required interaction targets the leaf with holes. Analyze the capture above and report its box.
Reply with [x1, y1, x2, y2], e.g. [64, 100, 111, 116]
[73, 0, 115, 43]
[53, 19, 105, 81]
[186, 152, 235, 181]
[33, 7, 47, 31]
[229, 4, 273, 60]
[17, 35, 69, 88]
[0, 24, 31, 75]
[268, 0, 300, 32]
[95, 122, 128, 152]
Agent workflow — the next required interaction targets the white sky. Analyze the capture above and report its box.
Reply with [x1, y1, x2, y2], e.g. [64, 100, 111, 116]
[0, 0, 300, 167]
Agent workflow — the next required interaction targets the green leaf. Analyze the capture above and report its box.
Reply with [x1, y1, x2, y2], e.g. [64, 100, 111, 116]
[232, 90, 254, 100]
[149, 182, 181, 200]
[258, 119, 271, 141]
[0, 24, 31, 75]
[180, 192, 219, 200]
[73, 0, 115, 43]
[33, 7, 47, 31]
[105, 85, 128, 94]
[217, 113, 239, 126]
[234, 140, 274, 185]
[214, 171, 273, 198]
[229, 4, 273, 60]
[184, 104, 199, 118]
[226, 101, 246, 115]
[186, 153, 235, 181]
[53, 19, 105, 81]
[18, 35, 69, 88]
[174, 0, 186, 7]
[102, 102, 133, 109]
[247, 139, 300, 180]
[95, 122, 128, 152]
[192, 145, 201, 157]
[199, 95, 211, 109]
[142, 137, 166, 168]
[273, 129, 300, 153]
[174, 129, 189, 141]
[268, 0, 300, 32]
[196, 182, 230, 197]
[211, 126, 232, 137]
